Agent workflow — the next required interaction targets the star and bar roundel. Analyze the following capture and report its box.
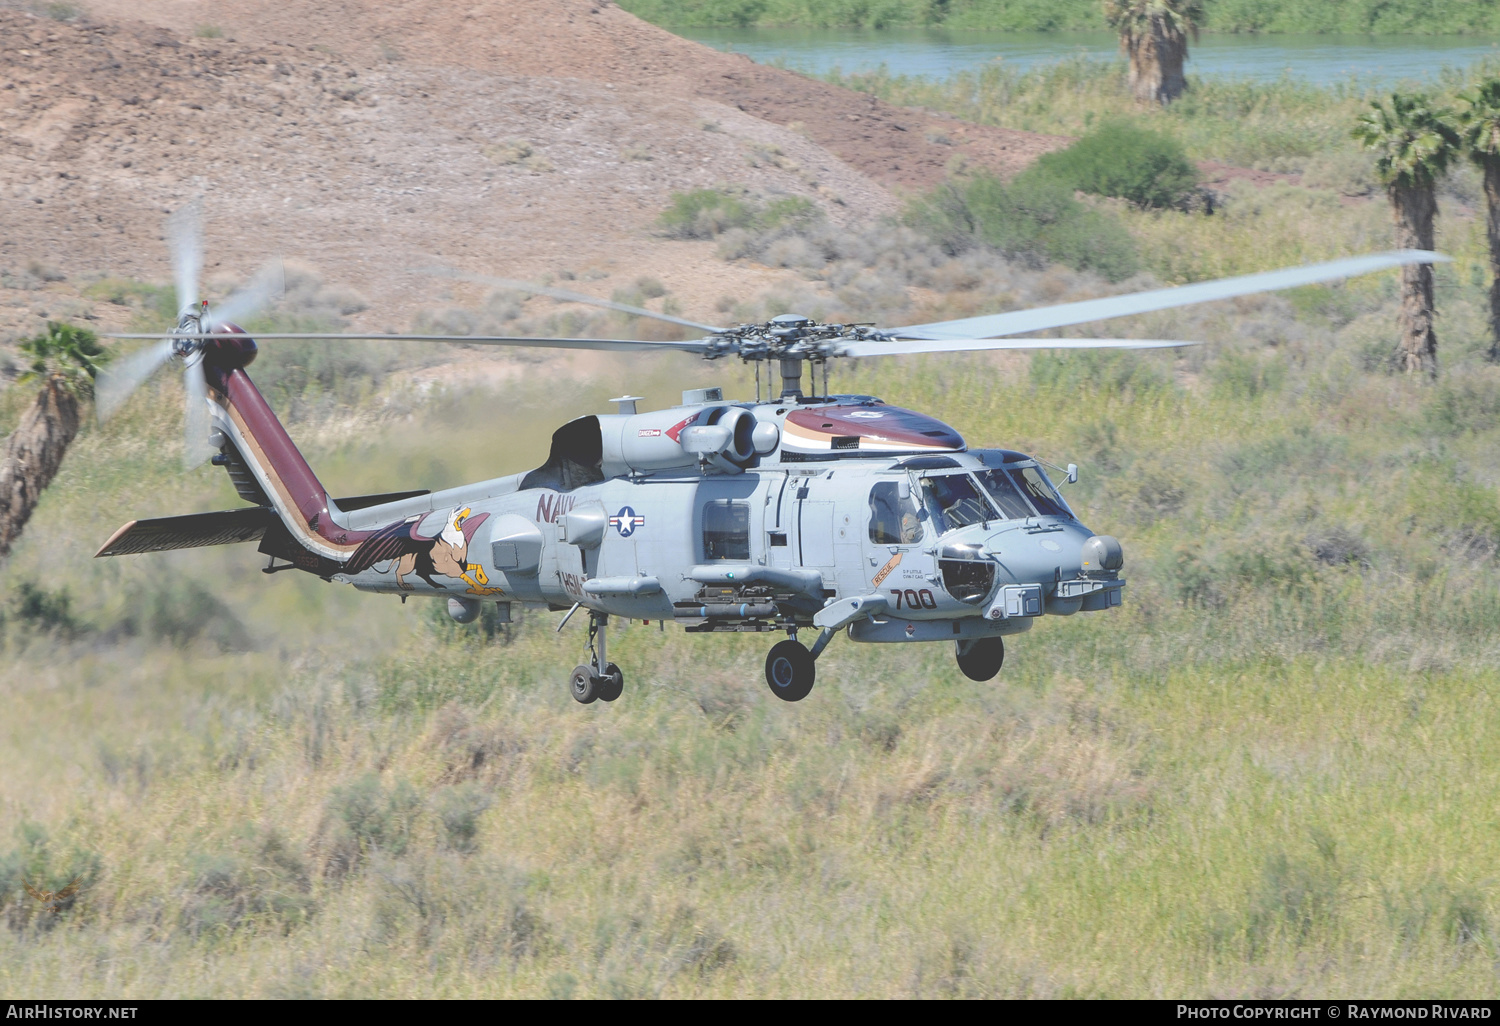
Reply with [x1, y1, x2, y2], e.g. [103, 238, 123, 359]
[610, 507, 646, 537]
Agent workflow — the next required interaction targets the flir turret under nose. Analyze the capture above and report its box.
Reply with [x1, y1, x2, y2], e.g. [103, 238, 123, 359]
[1082, 534, 1124, 572]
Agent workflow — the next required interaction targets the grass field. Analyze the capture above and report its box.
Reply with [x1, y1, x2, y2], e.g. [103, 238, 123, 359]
[5, 60, 1500, 997]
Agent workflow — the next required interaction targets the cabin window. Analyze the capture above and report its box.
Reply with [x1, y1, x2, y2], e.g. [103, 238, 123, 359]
[704, 500, 750, 560]
[868, 481, 922, 545]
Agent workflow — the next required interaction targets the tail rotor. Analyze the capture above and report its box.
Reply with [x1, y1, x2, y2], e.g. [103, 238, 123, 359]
[167, 201, 202, 318]
[203, 260, 283, 331]
[96, 337, 175, 423]
[181, 351, 215, 470]
[95, 204, 282, 469]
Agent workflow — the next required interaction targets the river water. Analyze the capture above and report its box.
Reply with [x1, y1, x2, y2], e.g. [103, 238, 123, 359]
[677, 27, 1500, 87]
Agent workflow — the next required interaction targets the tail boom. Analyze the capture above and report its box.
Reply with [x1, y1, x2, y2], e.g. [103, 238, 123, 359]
[210, 363, 360, 562]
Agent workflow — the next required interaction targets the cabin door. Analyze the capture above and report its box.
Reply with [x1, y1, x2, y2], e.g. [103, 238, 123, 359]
[796, 474, 863, 597]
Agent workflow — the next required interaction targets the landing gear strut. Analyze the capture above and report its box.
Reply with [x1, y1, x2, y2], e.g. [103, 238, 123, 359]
[570, 613, 624, 704]
[765, 627, 833, 703]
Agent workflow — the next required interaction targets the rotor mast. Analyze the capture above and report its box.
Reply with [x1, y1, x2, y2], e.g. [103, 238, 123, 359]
[778, 357, 804, 399]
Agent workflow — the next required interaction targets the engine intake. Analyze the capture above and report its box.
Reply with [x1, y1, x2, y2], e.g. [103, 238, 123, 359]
[601, 404, 763, 476]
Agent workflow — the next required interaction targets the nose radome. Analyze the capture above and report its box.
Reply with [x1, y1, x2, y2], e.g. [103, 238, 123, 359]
[1081, 534, 1124, 572]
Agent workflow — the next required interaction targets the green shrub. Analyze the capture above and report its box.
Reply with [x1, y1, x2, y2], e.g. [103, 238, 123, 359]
[906, 171, 1140, 281]
[0, 821, 102, 931]
[436, 783, 493, 852]
[1405, 463, 1500, 557]
[756, 195, 821, 233]
[622, 0, 1500, 32]
[1245, 845, 1344, 955]
[1383, 877, 1492, 950]
[178, 832, 314, 939]
[619, 0, 1107, 30]
[1424, 371, 1500, 436]
[1033, 121, 1200, 210]
[657, 188, 821, 241]
[38, 2, 81, 21]
[118, 580, 251, 652]
[1209, 350, 1287, 401]
[5, 582, 86, 640]
[657, 188, 756, 240]
[1030, 348, 1169, 396]
[1217, 429, 1346, 497]
[82, 277, 176, 319]
[324, 774, 423, 873]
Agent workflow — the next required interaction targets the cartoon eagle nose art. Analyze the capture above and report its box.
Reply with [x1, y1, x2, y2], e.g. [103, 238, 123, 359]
[342, 506, 491, 591]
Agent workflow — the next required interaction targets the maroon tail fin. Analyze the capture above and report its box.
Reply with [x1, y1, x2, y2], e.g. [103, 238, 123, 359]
[203, 335, 367, 564]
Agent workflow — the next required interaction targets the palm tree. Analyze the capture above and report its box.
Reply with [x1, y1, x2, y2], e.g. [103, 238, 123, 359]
[1353, 93, 1462, 378]
[1457, 79, 1500, 362]
[1102, 0, 1205, 105]
[0, 322, 107, 558]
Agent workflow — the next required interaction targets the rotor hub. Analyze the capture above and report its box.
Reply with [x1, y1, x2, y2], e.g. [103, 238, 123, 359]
[172, 303, 209, 360]
[707, 316, 891, 365]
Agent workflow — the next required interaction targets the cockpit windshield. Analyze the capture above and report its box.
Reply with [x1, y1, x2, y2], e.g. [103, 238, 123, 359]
[919, 474, 998, 534]
[974, 469, 1037, 520]
[1011, 466, 1073, 518]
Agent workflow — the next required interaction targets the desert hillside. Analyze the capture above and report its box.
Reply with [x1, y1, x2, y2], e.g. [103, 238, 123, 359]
[0, 0, 1065, 347]
[80, 0, 1066, 190]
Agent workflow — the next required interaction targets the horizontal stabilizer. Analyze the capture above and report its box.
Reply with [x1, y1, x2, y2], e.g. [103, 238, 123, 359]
[332, 489, 431, 512]
[95, 507, 275, 557]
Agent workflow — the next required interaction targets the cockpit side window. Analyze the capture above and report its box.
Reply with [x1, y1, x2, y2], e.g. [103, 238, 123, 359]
[919, 474, 997, 534]
[1010, 467, 1073, 518]
[704, 500, 750, 560]
[975, 469, 1036, 520]
[868, 481, 922, 545]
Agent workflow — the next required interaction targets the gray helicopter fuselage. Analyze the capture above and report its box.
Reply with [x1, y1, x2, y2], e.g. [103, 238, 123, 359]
[329, 393, 1125, 643]
[92, 229, 1440, 703]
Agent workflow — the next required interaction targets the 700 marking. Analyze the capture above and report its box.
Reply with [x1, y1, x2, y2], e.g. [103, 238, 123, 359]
[890, 588, 937, 610]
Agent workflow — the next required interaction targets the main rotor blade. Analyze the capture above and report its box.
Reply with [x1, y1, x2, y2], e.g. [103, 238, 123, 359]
[840, 337, 1198, 357]
[420, 266, 726, 334]
[101, 331, 717, 354]
[166, 201, 203, 315]
[206, 259, 284, 329]
[182, 360, 213, 470]
[96, 338, 174, 423]
[890, 250, 1449, 341]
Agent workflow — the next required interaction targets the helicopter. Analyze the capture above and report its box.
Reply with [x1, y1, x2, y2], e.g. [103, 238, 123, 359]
[91, 207, 1444, 704]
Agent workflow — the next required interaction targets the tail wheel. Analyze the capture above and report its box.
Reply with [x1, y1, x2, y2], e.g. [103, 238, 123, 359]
[570, 665, 600, 704]
[765, 639, 816, 702]
[955, 637, 1005, 682]
[598, 663, 624, 703]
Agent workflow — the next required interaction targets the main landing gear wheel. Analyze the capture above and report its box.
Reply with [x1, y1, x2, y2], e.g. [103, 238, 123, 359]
[570, 665, 601, 704]
[955, 637, 1005, 682]
[597, 662, 624, 703]
[765, 639, 816, 702]
[570, 614, 623, 706]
